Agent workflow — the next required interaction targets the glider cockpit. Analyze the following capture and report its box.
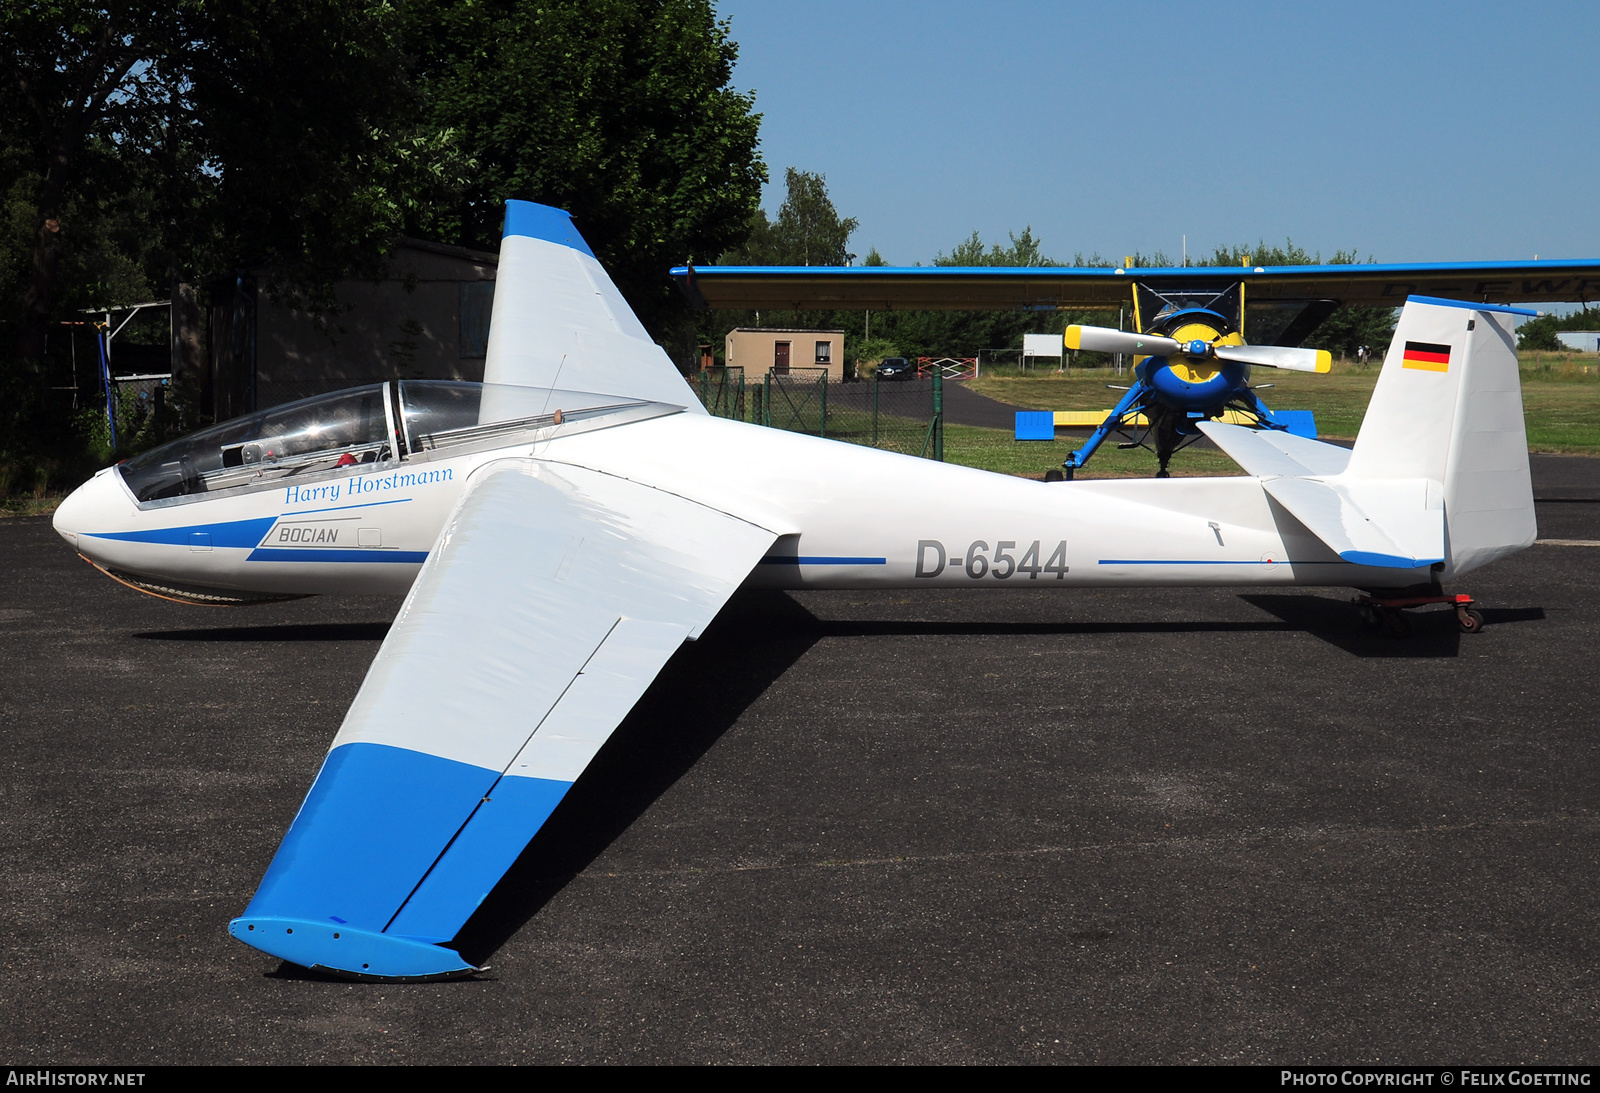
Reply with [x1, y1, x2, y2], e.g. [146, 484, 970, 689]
[117, 380, 674, 504]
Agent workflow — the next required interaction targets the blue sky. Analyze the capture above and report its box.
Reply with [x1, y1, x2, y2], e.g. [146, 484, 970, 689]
[716, 0, 1600, 269]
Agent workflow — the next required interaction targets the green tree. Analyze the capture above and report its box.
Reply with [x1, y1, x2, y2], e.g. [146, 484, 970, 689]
[2, 2, 420, 358]
[0, 2, 433, 485]
[400, 0, 764, 342]
[1516, 314, 1562, 351]
[3, 0, 764, 484]
[769, 168, 857, 266]
[936, 226, 1054, 268]
[700, 167, 858, 359]
[724, 168, 857, 266]
[871, 228, 1071, 359]
[3, 2, 184, 363]
[1517, 306, 1600, 351]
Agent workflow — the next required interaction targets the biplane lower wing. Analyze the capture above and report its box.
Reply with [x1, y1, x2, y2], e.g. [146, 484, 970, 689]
[230, 458, 776, 979]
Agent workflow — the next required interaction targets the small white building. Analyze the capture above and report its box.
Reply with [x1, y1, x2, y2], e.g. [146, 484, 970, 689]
[725, 328, 846, 381]
[1556, 331, 1600, 353]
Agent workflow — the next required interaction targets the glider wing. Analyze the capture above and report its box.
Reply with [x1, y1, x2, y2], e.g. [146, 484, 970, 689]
[230, 457, 775, 979]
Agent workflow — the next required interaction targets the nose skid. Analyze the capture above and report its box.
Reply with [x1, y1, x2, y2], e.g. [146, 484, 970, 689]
[51, 467, 310, 606]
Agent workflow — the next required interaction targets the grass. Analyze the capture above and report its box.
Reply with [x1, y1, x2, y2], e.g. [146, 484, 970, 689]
[943, 423, 1243, 479]
[0, 494, 67, 518]
[967, 351, 1600, 455]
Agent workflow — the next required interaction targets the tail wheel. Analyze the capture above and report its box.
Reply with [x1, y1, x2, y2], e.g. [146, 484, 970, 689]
[1385, 610, 1412, 638]
[1457, 607, 1485, 634]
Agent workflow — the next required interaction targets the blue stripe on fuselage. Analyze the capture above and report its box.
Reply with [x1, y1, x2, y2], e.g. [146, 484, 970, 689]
[84, 516, 277, 548]
[280, 498, 412, 517]
[1096, 558, 1343, 565]
[246, 548, 428, 563]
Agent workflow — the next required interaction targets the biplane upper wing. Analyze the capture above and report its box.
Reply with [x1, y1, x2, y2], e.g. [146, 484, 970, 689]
[672, 260, 1600, 312]
[230, 456, 776, 979]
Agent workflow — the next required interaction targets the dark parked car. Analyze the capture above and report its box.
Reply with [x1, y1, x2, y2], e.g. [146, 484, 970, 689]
[876, 357, 915, 380]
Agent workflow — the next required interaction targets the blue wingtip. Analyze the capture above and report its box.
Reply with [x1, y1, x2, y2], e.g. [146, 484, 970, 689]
[230, 916, 479, 981]
[503, 200, 595, 257]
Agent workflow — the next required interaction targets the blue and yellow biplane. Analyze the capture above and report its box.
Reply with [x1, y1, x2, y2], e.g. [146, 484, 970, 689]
[673, 259, 1600, 476]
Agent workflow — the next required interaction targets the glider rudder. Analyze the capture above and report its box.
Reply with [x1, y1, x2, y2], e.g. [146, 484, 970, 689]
[1348, 296, 1537, 578]
[481, 200, 705, 411]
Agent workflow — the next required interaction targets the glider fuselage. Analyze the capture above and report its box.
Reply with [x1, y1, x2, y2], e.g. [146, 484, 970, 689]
[54, 404, 1427, 601]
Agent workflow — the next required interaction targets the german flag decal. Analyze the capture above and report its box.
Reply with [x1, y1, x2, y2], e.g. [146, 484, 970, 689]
[1402, 340, 1451, 372]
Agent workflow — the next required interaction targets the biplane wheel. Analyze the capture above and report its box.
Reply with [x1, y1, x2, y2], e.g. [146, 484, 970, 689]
[1044, 469, 1065, 483]
[1457, 607, 1485, 634]
[1356, 602, 1383, 631]
[1385, 610, 1412, 638]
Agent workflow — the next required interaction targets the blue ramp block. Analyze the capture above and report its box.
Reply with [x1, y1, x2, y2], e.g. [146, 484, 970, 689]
[1273, 410, 1317, 439]
[1015, 411, 1055, 441]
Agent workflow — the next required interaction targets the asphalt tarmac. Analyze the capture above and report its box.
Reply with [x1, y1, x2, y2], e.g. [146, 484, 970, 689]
[3, 478, 1598, 1064]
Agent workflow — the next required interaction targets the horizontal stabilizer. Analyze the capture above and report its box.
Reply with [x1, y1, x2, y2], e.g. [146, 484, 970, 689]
[1196, 421, 1351, 478]
[1262, 476, 1443, 569]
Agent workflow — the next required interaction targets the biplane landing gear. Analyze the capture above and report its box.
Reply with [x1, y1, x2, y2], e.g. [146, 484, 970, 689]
[1353, 591, 1484, 636]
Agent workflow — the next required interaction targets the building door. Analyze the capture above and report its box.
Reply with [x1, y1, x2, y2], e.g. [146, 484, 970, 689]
[774, 341, 790, 375]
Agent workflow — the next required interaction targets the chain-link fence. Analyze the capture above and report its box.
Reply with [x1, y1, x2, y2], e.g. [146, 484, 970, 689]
[691, 367, 943, 460]
[694, 366, 746, 420]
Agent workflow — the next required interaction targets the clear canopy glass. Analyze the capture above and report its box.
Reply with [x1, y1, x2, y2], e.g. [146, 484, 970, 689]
[118, 381, 677, 503]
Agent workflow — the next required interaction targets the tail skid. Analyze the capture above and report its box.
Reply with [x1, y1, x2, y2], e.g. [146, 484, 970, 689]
[1200, 295, 1536, 581]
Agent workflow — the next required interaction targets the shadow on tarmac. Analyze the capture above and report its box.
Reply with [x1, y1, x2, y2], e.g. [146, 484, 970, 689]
[1239, 593, 1547, 657]
[160, 583, 1550, 979]
[133, 621, 393, 643]
[814, 618, 1295, 637]
[451, 589, 823, 968]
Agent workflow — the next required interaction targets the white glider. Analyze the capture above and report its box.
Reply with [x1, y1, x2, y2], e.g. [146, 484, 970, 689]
[51, 201, 1536, 980]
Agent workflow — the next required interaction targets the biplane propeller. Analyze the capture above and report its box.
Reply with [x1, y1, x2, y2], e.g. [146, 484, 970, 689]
[1055, 282, 1332, 479]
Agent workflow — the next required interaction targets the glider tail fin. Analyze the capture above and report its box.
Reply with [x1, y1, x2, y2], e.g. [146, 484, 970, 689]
[480, 200, 704, 413]
[1347, 296, 1536, 577]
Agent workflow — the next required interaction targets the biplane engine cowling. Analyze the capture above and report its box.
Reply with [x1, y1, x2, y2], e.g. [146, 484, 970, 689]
[1132, 311, 1247, 414]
